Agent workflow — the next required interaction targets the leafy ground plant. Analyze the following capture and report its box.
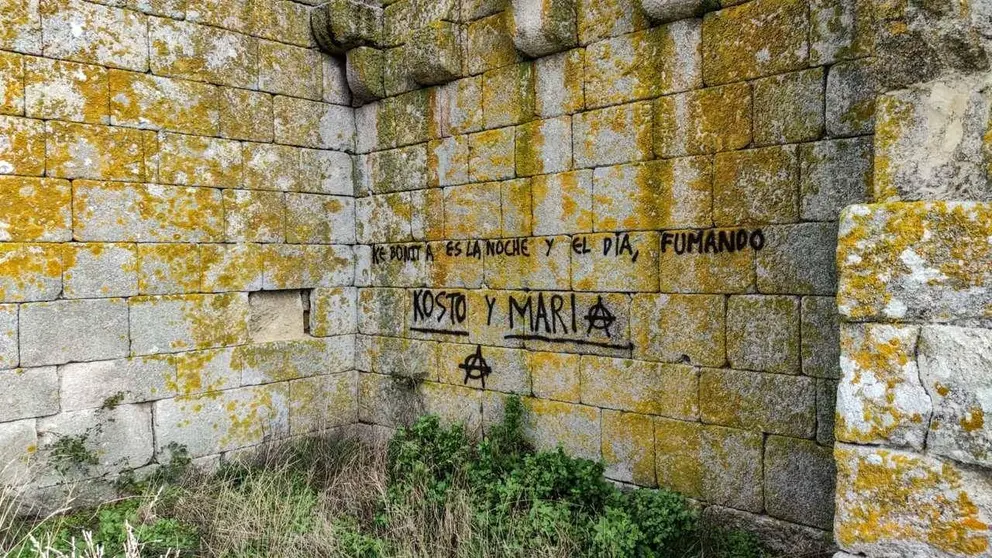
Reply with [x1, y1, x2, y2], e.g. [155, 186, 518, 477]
[1, 397, 778, 558]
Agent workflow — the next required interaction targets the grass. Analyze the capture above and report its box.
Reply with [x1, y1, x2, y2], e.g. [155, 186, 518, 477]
[1, 398, 777, 558]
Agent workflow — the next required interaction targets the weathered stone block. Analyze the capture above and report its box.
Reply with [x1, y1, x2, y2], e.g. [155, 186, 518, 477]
[438, 77, 484, 137]
[439, 343, 530, 394]
[753, 68, 824, 146]
[130, 293, 249, 356]
[0, 0, 42, 55]
[701, 505, 834, 556]
[186, 0, 253, 34]
[356, 193, 412, 244]
[530, 351, 581, 402]
[223, 189, 284, 244]
[654, 417, 702, 498]
[61, 356, 175, 412]
[585, 21, 701, 109]
[159, 133, 241, 188]
[370, 144, 428, 194]
[200, 243, 264, 293]
[801, 296, 840, 380]
[727, 295, 800, 374]
[532, 170, 593, 236]
[286, 193, 356, 244]
[468, 127, 515, 182]
[21, 299, 128, 366]
[816, 378, 837, 446]
[149, 18, 257, 89]
[919, 326, 992, 467]
[250, 0, 313, 47]
[421, 382, 483, 433]
[535, 49, 584, 118]
[263, 244, 354, 290]
[154, 384, 288, 457]
[485, 235, 570, 290]
[640, 0, 712, 23]
[572, 232, 660, 292]
[581, 355, 698, 419]
[837, 202, 992, 322]
[0, 51, 24, 116]
[38, 404, 154, 482]
[466, 12, 519, 75]
[73, 181, 224, 243]
[0, 243, 62, 303]
[700, 368, 816, 438]
[577, 0, 650, 45]
[425, 241, 484, 288]
[756, 223, 838, 295]
[799, 137, 872, 221]
[46, 121, 147, 181]
[516, 117, 571, 177]
[602, 410, 655, 486]
[311, 287, 358, 337]
[289, 371, 359, 434]
[653, 83, 751, 158]
[136, 244, 201, 295]
[109, 70, 219, 136]
[809, 0, 872, 65]
[631, 294, 725, 367]
[301, 149, 354, 196]
[0, 176, 69, 241]
[174, 348, 240, 396]
[524, 397, 601, 461]
[713, 145, 799, 226]
[444, 183, 502, 239]
[383, 46, 419, 98]
[258, 40, 322, 101]
[700, 424, 764, 512]
[836, 324, 931, 450]
[658, 229, 755, 293]
[0, 419, 37, 485]
[359, 372, 422, 427]
[218, 87, 273, 143]
[0, 116, 43, 176]
[409, 21, 463, 86]
[346, 46, 385, 102]
[573, 102, 653, 169]
[428, 136, 469, 187]
[41, 0, 148, 72]
[358, 288, 407, 336]
[593, 157, 712, 231]
[701, 0, 808, 85]
[0, 304, 16, 369]
[239, 336, 354, 385]
[520, 292, 634, 358]
[273, 96, 355, 152]
[24, 57, 107, 124]
[365, 242, 426, 287]
[62, 242, 137, 299]
[0, 366, 57, 422]
[243, 142, 300, 193]
[312, 0, 381, 54]
[248, 290, 304, 343]
[826, 59, 878, 137]
[510, 0, 576, 58]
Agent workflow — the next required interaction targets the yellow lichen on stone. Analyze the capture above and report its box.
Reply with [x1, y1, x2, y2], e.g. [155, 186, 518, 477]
[0, 177, 70, 242]
[0, 243, 61, 302]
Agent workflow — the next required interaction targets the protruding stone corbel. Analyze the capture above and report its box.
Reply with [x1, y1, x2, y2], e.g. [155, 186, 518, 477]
[312, 0, 383, 55]
[346, 46, 386, 102]
[409, 21, 464, 86]
[639, 0, 717, 24]
[509, 0, 577, 58]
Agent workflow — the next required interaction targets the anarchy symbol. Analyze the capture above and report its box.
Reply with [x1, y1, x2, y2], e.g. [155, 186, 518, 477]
[584, 295, 616, 338]
[459, 345, 493, 389]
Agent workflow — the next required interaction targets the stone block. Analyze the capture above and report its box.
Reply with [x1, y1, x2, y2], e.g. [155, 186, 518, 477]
[243, 142, 301, 192]
[485, 235, 570, 290]
[753, 68, 825, 146]
[45, 121, 147, 181]
[258, 40, 322, 101]
[700, 424, 763, 512]
[500, 179, 532, 238]
[658, 229, 755, 293]
[174, 348, 240, 396]
[801, 297, 840, 379]
[764, 436, 837, 529]
[346, 46, 385, 102]
[529, 351, 580, 402]
[577, 0, 650, 45]
[312, 0, 381, 54]
[61, 356, 175, 412]
[421, 241, 482, 289]
[444, 183, 502, 239]
[631, 294, 725, 367]
[756, 223, 838, 295]
[223, 190, 284, 244]
[515, 117, 571, 177]
[359, 372, 423, 427]
[0, 366, 57, 422]
[466, 12, 519, 75]
[365, 242, 427, 287]
[373, 89, 441, 151]
[654, 417, 702, 498]
[370, 144, 428, 194]
[356, 193, 412, 244]
[835, 444, 992, 557]
[367, 332, 435, 380]
[700, 368, 816, 438]
[154, 384, 289, 457]
[311, 287, 358, 337]
[532, 170, 593, 236]
[0, 243, 62, 303]
[0, 51, 23, 116]
[289, 371, 359, 435]
[41, 0, 148, 72]
[572, 232, 660, 292]
[409, 21, 463, 86]
[38, 404, 154, 482]
[701, 0, 808, 85]
[109, 70, 220, 136]
[438, 77, 485, 137]
[149, 18, 257, 89]
[573, 102, 653, 169]
[383, 46, 420, 98]
[518, 292, 633, 358]
[250, 0, 313, 47]
[21, 299, 128, 366]
[0, 304, 15, 369]
[0, 176, 69, 241]
[510, 0, 576, 58]
[239, 336, 354, 385]
[0, 419, 37, 485]
[701, 505, 834, 557]
[585, 21, 701, 109]
[535, 49, 584, 118]
[200, 243, 264, 293]
[713, 145, 799, 226]
[468, 128, 515, 182]
[0, 0, 42, 55]
[0, 116, 44, 176]
[428, 136, 469, 187]
[816, 378, 837, 445]
[809, 0, 872, 65]
[159, 133, 242, 189]
[130, 293, 249, 356]
[62, 242, 137, 299]
[218, 87, 273, 142]
[640, 0, 711, 22]
[836, 324, 931, 450]
[837, 202, 992, 322]
[602, 410, 655, 486]
[826, 59, 878, 137]
[24, 57, 107, 124]
[74, 181, 224, 243]
[273, 96, 355, 151]
[186, 0, 252, 34]
[420, 382, 483, 433]
[438, 343, 530, 394]
[357, 288, 407, 336]
[286, 193, 356, 244]
[263, 239, 347, 289]
[799, 137, 872, 221]
[919, 326, 992, 467]
[523, 397, 601, 461]
[727, 295, 800, 375]
[248, 290, 304, 343]
[653, 83, 750, 158]
[580, 355, 698, 419]
[137, 244, 201, 295]
[593, 157, 712, 231]
[301, 149, 354, 196]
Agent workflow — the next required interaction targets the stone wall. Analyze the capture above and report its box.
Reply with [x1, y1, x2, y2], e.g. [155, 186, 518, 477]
[0, 0, 359, 507]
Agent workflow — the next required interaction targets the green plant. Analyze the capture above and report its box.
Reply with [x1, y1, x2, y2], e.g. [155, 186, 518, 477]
[48, 433, 99, 476]
[704, 529, 768, 558]
[100, 392, 126, 411]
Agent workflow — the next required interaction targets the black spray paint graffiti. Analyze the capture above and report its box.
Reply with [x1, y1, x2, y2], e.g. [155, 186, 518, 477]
[459, 345, 492, 388]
